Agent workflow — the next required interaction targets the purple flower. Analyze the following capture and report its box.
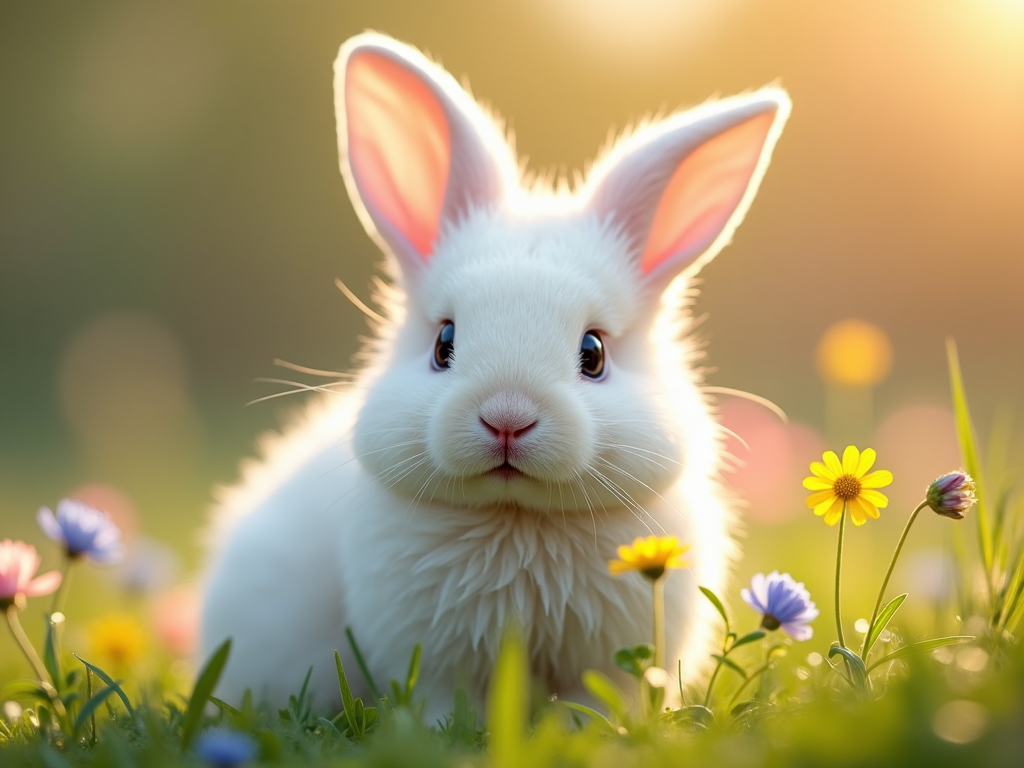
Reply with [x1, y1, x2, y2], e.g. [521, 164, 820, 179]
[37, 499, 124, 564]
[741, 571, 819, 641]
[195, 728, 258, 768]
[926, 471, 976, 520]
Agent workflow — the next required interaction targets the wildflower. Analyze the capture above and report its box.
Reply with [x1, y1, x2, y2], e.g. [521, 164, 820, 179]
[0, 540, 61, 609]
[803, 445, 893, 526]
[37, 498, 124, 563]
[88, 614, 146, 668]
[608, 535, 690, 581]
[195, 728, 259, 768]
[741, 571, 819, 641]
[926, 471, 976, 520]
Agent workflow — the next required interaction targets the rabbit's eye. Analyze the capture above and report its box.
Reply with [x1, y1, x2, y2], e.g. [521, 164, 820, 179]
[580, 331, 605, 380]
[433, 322, 455, 370]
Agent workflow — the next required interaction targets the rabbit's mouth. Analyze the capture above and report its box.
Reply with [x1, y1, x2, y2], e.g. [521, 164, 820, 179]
[488, 461, 527, 481]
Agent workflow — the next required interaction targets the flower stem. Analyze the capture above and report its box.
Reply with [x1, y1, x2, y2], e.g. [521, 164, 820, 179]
[5, 606, 66, 717]
[653, 577, 665, 671]
[861, 500, 929, 660]
[835, 502, 848, 649]
[703, 659, 723, 709]
[50, 557, 75, 618]
[6, 606, 52, 684]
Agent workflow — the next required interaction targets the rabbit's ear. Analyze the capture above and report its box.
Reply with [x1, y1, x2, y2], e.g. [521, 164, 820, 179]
[588, 89, 790, 286]
[335, 35, 514, 277]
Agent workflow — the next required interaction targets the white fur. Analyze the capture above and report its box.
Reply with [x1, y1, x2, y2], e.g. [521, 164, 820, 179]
[200, 33, 789, 717]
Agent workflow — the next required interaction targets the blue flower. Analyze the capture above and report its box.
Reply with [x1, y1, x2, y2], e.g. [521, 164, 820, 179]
[195, 729, 259, 768]
[37, 499, 124, 563]
[741, 571, 819, 641]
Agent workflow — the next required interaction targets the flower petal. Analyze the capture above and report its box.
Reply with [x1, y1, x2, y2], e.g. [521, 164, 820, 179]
[860, 489, 889, 508]
[858, 497, 881, 519]
[36, 508, 64, 544]
[782, 622, 814, 641]
[822, 498, 845, 525]
[842, 445, 860, 475]
[823, 451, 843, 476]
[616, 544, 638, 562]
[849, 499, 867, 526]
[806, 489, 836, 509]
[856, 448, 876, 478]
[24, 570, 62, 597]
[803, 477, 834, 491]
[860, 470, 893, 489]
[810, 461, 837, 480]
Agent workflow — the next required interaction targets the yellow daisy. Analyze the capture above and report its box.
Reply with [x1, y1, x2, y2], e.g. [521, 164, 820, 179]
[803, 446, 893, 526]
[608, 535, 690, 581]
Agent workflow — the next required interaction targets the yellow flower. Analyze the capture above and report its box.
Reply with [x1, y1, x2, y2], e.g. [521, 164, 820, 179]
[803, 446, 893, 526]
[608, 535, 690, 581]
[88, 613, 146, 668]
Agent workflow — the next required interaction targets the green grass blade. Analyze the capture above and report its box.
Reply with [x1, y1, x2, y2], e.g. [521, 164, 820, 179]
[711, 655, 748, 680]
[560, 701, 615, 731]
[946, 339, 992, 576]
[73, 655, 136, 722]
[864, 593, 908, 658]
[73, 686, 119, 737]
[345, 627, 383, 703]
[0, 680, 51, 701]
[866, 635, 974, 673]
[699, 586, 730, 633]
[998, 552, 1024, 633]
[405, 643, 422, 700]
[334, 650, 359, 739]
[581, 670, 629, 723]
[181, 638, 231, 749]
[208, 696, 241, 718]
[489, 628, 528, 768]
[42, 619, 60, 693]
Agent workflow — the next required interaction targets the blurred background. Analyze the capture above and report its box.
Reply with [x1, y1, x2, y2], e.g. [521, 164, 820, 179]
[1, 0, 1022, 678]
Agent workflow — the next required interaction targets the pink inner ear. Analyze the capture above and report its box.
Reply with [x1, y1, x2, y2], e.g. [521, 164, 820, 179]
[346, 51, 451, 259]
[640, 111, 776, 274]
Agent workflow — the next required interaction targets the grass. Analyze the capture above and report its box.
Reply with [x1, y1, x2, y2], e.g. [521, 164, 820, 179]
[2, 341, 1023, 767]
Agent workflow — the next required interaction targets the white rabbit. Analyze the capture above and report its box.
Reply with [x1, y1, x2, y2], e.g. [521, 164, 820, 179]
[200, 32, 790, 717]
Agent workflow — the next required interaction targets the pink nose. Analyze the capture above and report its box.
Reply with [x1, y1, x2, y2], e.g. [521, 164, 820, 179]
[480, 415, 537, 442]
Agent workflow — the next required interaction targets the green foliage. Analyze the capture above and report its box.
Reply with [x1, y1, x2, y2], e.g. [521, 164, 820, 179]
[181, 639, 231, 749]
[863, 594, 907, 658]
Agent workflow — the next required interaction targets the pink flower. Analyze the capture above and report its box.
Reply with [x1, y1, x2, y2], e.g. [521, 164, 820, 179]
[0, 540, 62, 608]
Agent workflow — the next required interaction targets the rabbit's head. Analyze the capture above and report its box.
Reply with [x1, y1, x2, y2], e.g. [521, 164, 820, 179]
[334, 34, 789, 517]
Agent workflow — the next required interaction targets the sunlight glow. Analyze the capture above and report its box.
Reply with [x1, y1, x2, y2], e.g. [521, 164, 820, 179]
[529, 0, 743, 63]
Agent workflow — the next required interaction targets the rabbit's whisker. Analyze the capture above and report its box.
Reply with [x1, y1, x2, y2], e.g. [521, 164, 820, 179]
[596, 456, 688, 525]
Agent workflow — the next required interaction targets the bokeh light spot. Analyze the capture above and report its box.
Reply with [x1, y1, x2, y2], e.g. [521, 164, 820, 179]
[816, 319, 893, 387]
[718, 399, 826, 524]
[873, 404, 960, 511]
[932, 699, 988, 744]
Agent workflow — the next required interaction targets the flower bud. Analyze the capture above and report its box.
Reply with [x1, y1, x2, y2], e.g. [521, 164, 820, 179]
[926, 471, 976, 519]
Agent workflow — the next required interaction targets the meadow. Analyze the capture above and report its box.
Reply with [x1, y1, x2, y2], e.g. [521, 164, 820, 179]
[1, 343, 1022, 767]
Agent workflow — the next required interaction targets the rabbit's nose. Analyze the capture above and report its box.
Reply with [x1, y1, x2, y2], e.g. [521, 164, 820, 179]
[479, 415, 537, 442]
[478, 392, 539, 444]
